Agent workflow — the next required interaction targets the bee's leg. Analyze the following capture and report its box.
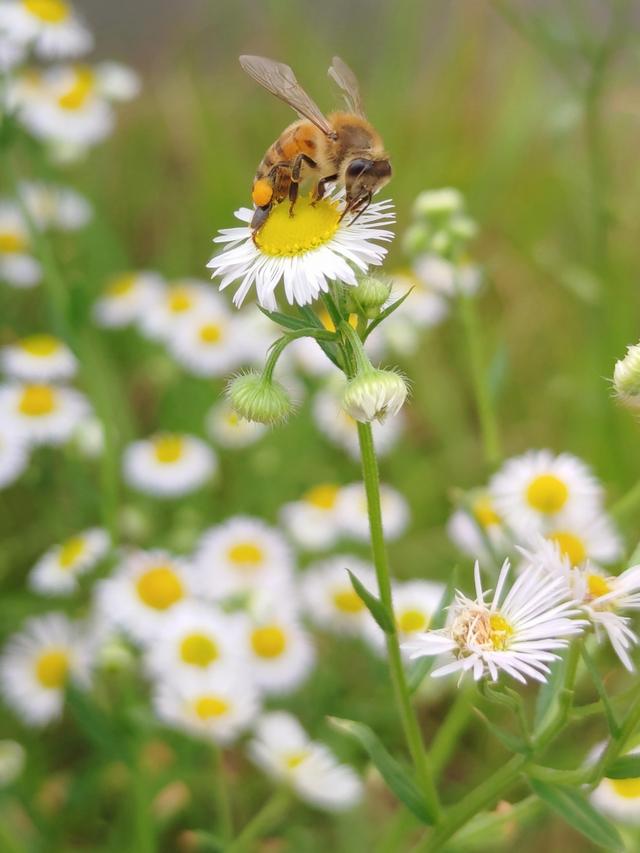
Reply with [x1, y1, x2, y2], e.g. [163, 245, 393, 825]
[311, 174, 338, 205]
[289, 154, 317, 216]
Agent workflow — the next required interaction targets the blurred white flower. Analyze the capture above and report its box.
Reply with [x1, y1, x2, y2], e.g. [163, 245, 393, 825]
[250, 712, 362, 811]
[280, 483, 344, 551]
[92, 271, 164, 329]
[447, 492, 510, 566]
[413, 254, 482, 298]
[123, 432, 217, 498]
[0, 424, 29, 488]
[168, 306, 241, 378]
[301, 555, 377, 638]
[0, 201, 41, 289]
[591, 746, 640, 825]
[138, 279, 220, 342]
[335, 481, 409, 543]
[29, 527, 109, 596]
[18, 181, 92, 231]
[205, 398, 267, 449]
[0, 0, 92, 60]
[94, 61, 140, 101]
[2, 333, 77, 382]
[364, 580, 445, 655]
[0, 381, 89, 445]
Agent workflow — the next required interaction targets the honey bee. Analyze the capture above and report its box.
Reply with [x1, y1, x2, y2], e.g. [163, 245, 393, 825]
[239, 54, 392, 232]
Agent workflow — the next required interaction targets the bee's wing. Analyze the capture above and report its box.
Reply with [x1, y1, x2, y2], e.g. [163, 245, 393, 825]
[239, 55, 336, 138]
[328, 56, 366, 117]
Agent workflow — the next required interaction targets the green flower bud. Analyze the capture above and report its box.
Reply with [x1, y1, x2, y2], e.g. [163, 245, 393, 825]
[342, 368, 408, 423]
[413, 188, 464, 219]
[614, 344, 640, 409]
[402, 222, 431, 257]
[346, 274, 392, 318]
[227, 370, 294, 425]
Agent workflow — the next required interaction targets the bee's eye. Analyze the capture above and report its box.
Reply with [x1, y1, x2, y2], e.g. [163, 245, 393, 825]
[346, 159, 371, 180]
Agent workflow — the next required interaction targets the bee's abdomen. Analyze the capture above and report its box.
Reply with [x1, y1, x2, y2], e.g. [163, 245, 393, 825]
[256, 121, 318, 177]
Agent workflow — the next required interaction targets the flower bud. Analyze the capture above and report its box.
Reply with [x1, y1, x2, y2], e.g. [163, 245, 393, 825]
[614, 344, 640, 409]
[346, 274, 392, 318]
[342, 368, 408, 423]
[413, 188, 463, 218]
[227, 371, 294, 425]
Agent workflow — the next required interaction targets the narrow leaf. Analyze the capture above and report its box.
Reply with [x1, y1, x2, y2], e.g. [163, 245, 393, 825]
[528, 779, 624, 851]
[475, 709, 530, 755]
[347, 569, 394, 633]
[363, 288, 413, 341]
[605, 755, 640, 779]
[328, 717, 434, 825]
[535, 653, 566, 728]
[258, 307, 308, 331]
[580, 646, 620, 737]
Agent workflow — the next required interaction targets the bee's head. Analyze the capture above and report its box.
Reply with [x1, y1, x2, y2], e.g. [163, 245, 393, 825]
[344, 157, 392, 212]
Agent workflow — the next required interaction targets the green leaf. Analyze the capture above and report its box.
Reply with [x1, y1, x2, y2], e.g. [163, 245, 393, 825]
[528, 779, 624, 851]
[328, 717, 434, 825]
[346, 569, 394, 633]
[363, 288, 413, 341]
[66, 684, 127, 757]
[475, 709, 530, 755]
[258, 306, 308, 331]
[408, 570, 457, 694]
[580, 645, 620, 737]
[605, 755, 640, 779]
[535, 653, 566, 728]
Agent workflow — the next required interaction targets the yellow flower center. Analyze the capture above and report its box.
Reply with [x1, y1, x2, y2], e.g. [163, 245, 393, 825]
[0, 231, 27, 254]
[225, 412, 240, 427]
[489, 614, 514, 650]
[18, 384, 57, 417]
[198, 323, 222, 344]
[611, 777, 640, 799]
[167, 288, 193, 313]
[227, 542, 264, 568]
[136, 566, 184, 610]
[284, 751, 309, 769]
[153, 435, 185, 464]
[58, 536, 86, 570]
[525, 474, 569, 514]
[472, 496, 501, 528]
[397, 608, 429, 634]
[35, 649, 69, 688]
[303, 483, 340, 510]
[587, 573, 612, 599]
[19, 334, 61, 358]
[22, 0, 70, 23]
[255, 195, 341, 257]
[332, 588, 365, 614]
[106, 273, 136, 298]
[57, 67, 95, 111]
[179, 633, 218, 667]
[193, 695, 229, 720]
[547, 531, 587, 566]
[250, 625, 287, 659]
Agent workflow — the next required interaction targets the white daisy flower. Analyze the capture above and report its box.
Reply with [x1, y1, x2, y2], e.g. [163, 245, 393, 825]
[591, 746, 640, 825]
[0, 424, 29, 488]
[92, 270, 164, 329]
[94, 550, 195, 643]
[312, 383, 404, 460]
[521, 511, 623, 570]
[280, 483, 344, 551]
[193, 516, 294, 601]
[335, 481, 410, 543]
[389, 269, 449, 329]
[93, 62, 140, 102]
[0, 30, 26, 71]
[447, 491, 510, 566]
[300, 555, 377, 637]
[489, 449, 603, 538]
[413, 254, 482, 299]
[28, 527, 110, 596]
[403, 560, 585, 684]
[0, 0, 92, 60]
[123, 432, 217, 498]
[243, 603, 315, 696]
[207, 192, 394, 310]
[0, 201, 41, 289]
[205, 398, 267, 449]
[143, 600, 247, 680]
[138, 279, 220, 342]
[363, 580, 446, 655]
[0, 740, 25, 787]
[0, 381, 89, 445]
[18, 181, 92, 231]
[2, 334, 77, 381]
[249, 712, 363, 812]
[153, 669, 259, 745]
[168, 306, 241, 378]
[0, 613, 91, 726]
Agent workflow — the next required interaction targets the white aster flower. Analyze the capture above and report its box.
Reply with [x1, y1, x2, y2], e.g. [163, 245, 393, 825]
[193, 516, 294, 601]
[18, 181, 92, 231]
[0, 381, 89, 445]
[413, 254, 482, 298]
[0, 424, 29, 488]
[205, 398, 267, 449]
[591, 746, 640, 825]
[0, 0, 92, 60]
[94, 62, 140, 101]
[522, 511, 623, 570]
[207, 192, 394, 310]
[168, 306, 241, 378]
[447, 491, 510, 566]
[280, 483, 344, 551]
[389, 269, 449, 329]
[364, 580, 446, 654]
[489, 449, 603, 538]
[0, 30, 26, 70]
[153, 670, 259, 745]
[0, 740, 25, 787]
[28, 527, 109, 596]
[2, 333, 77, 381]
[335, 481, 410, 543]
[92, 271, 164, 328]
[123, 432, 217, 498]
[0, 201, 41, 289]
[301, 555, 377, 637]
[403, 560, 584, 684]
[94, 550, 195, 644]
[143, 600, 247, 680]
[250, 712, 363, 812]
[0, 613, 91, 726]
[138, 279, 220, 342]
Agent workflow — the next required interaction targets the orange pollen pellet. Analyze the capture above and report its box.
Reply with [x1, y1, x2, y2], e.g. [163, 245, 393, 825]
[252, 180, 273, 207]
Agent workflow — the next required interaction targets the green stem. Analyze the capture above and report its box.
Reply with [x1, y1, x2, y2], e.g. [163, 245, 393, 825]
[429, 688, 475, 778]
[262, 327, 336, 382]
[458, 292, 501, 467]
[211, 745, 233, 842]
[594, 690, 640, 782]
[611, 479, 640, 525]
[533, 640, 581, 750]
[226, 789, 290, 853]
[356, 420, 440, 823]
